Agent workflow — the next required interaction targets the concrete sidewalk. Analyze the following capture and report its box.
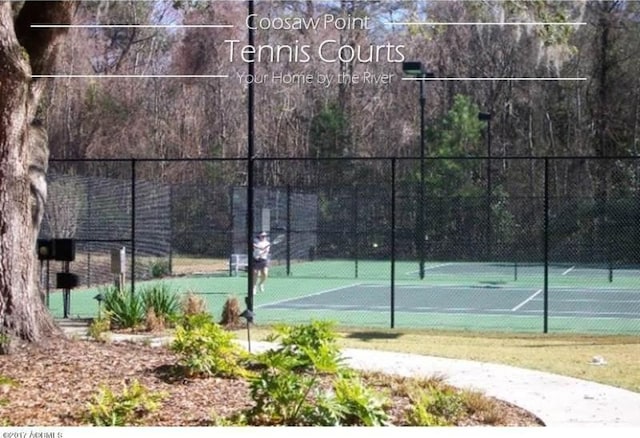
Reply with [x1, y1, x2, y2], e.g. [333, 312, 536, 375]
[339, 347, 640, 427]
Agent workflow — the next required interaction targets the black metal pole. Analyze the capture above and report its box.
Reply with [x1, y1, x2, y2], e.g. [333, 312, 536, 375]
[246, 320, 252, 353]
[419, 77, 426, 280]
[487, 117, 492, 260]
[87, 179, 92, 287]
[63, 260, 70, 319]
[45, 259, 50, 307]
[286, 184, 291, 276]
[131, 158, 136, 296]
[168, 185, 173, 276]
[543, 157, 549, 334]
[391, 158, 397, 329]
[353, 184, 359, 279]
[478, 112, 492, 261]
[246, 0, 256, 312]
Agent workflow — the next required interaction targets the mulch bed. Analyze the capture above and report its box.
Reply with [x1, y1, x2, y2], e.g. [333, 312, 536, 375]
[0, 336, 544, 426]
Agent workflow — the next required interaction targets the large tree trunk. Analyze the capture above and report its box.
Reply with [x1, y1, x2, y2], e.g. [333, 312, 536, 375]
[0, 1, 72, 352]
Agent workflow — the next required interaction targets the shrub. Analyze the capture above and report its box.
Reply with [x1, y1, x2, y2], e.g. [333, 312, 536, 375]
[329, 375, 390, 426]
[220, 296, 241, 326]
[424, 386, 466, 420]
[170, 318, 248, 378]
[245, 320, 369, 426]
[265, 320, 343, 372]
[145, 308, 165, 332]
[102, 286, 145, 330]
[460, 389, 502, 425]
[84, 380, 165, 426]
[140, 282, 180, 325]
[87, 314, 111, 342]
[405, 386, 466, 426]
[180, 291, 208, 317]
[149, 259, 171, 278]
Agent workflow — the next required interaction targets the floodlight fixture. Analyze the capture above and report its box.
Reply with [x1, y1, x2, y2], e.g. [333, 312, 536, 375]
[402, 61, 424, 77]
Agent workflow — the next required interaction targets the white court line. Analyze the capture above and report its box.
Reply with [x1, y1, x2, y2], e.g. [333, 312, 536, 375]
[256, 304, 639, 320]
[511, 289, 543, 312]
[272, 303, 513, 312]
[255, 283, 361, 310]
[518, 309, 640, 316]
[529, 297, 640, 304]
[562, 266, 576, 275]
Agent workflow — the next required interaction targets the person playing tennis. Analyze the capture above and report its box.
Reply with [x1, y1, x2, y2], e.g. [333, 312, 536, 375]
[252, 231, 270, 293]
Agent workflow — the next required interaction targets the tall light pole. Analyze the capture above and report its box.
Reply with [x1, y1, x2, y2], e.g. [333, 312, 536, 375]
[246, 0, 255, 312]
[403, 61, 433, 280]
[478, 112, 492, 260]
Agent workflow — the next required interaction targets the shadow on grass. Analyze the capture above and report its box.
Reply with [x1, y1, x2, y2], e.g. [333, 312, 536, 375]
[524, 339, 640, 347]
[345, 331, 403, 341]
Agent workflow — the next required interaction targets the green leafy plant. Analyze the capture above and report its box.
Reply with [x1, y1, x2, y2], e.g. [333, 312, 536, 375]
[328, 374, 390, 426]
[246, 321, 344, 425]
[170, 317, 248, 378]
[405, 386, 466, 426]
[149, 259, 170, 278]
[245, 320, 373, 426]
[0, 374, 18, 408]
[140, 282, 180, 325]
[265, 320, 342, 371]
[84, 379, 165, 426]
[87, 314, 111, 342]
[102, 286, 145, 330]
[246, 348, 340, 425]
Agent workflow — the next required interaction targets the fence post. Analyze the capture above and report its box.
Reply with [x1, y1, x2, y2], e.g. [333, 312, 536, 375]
[286, 184, 291, 276]
[353, 184, 359, 279]
[391, 158, 397, 329]
[87, 178, 92, 287]
[543, 157, 549, 333]
[131, 158, 136, 296]
[168, 184, 173, 276]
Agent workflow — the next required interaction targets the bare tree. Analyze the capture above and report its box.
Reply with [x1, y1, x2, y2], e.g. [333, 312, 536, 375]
[0, 1, 72, 351]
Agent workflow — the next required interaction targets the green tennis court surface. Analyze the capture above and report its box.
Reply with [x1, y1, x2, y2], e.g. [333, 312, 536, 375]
[47, 260, 640, 334]
[261, 284, 640, 319]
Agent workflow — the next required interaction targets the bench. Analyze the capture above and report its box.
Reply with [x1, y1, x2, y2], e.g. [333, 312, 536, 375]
[229, 253, 248, 276]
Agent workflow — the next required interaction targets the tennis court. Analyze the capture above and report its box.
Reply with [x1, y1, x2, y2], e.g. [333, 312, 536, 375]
[261, 283, 640, 319]
[254, 261, 638, 332]
[47, 260, 640, 334]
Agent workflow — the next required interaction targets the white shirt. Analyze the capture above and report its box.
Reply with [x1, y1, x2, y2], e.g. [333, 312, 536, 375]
[253, 237, 270, 260]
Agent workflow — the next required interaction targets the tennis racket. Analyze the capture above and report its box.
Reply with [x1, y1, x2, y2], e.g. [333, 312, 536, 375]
[266, 234, 285, 248]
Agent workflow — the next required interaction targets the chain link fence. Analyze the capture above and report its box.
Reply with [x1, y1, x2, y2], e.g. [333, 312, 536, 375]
[39, 157, 640, 333]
